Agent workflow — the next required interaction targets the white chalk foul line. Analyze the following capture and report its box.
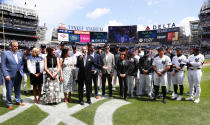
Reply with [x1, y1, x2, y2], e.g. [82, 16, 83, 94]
[94, 99, 130, 125]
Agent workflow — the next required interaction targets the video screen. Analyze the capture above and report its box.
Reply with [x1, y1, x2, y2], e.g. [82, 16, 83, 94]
[90, 32, 107, 43]
[108, 26, 137, 43]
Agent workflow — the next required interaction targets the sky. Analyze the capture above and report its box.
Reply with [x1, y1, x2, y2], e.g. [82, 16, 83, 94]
[0, 0, 207, 40]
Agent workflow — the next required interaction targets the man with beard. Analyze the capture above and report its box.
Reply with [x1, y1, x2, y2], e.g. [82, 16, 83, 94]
[139, 48, 154, 98]
[185, 46, 204, 104]
[152, 47, 171, 104]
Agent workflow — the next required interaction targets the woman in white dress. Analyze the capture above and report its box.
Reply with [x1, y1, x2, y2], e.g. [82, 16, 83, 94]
[60, 48, 75, 103]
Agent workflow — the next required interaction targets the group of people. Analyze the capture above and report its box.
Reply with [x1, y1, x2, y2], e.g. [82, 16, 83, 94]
[0, 40, 205, 110]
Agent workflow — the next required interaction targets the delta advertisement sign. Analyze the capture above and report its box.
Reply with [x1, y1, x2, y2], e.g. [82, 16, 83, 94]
[138, 26, 180, 44]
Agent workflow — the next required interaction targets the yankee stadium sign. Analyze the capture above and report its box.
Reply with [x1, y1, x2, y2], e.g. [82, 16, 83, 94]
[68, 25, 104, 32]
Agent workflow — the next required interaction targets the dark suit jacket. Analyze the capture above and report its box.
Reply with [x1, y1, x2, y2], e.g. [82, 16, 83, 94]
[139, 55, 154, 74]
[76, 55, 102, 81]
[88, 52, 101, 74]
[116, 59, 131, 77]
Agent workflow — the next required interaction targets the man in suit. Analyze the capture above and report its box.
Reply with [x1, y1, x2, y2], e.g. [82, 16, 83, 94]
[89, 45, 101, 99]
[100, 44, 115, 97]
[76, 46, 107, 105]
[113, 45, 120, 90]
[22, 47, 32, 95]
[1, 41, 24, 109]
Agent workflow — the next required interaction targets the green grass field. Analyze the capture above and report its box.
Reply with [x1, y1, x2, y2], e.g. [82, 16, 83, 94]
[0, 66, 210, 125]
[205, 59, 210, 62]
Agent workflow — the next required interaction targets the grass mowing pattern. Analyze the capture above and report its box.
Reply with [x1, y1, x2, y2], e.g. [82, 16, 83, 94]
[58, 122, 66, 125]
[113, 66, 210, 125]
[72, 99, 109, 125]
[0, 105, 48, 125]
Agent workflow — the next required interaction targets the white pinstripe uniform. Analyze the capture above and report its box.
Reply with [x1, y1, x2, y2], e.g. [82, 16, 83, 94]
[186, 53, 204, 103]
[172, 55, 187, 85]
[153, 55, 172, 86]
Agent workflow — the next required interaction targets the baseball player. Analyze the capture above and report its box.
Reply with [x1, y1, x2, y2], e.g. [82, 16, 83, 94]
[165, 47, 175, 94]
[139, 48, 154, 98]
[171, 47, 187, 101]
[152, 47, 171, 104]
[186, 46, 204, 104]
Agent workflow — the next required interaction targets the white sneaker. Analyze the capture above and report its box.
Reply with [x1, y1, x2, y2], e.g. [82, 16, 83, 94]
[112, 88, 116, 90]
[171, 94, 178, 100]
[185, 96, 194, 101]
[194, 98, 200, 104]
[176, 95, 183, 101]
[2, 97, 6, 101]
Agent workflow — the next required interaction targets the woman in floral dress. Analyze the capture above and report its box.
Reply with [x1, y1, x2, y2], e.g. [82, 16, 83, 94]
[43, 47, 61, 104]
[60, 48, 75, 103]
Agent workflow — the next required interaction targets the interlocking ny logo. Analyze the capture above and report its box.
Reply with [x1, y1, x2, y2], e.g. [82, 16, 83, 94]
[195, 58, 199, 62]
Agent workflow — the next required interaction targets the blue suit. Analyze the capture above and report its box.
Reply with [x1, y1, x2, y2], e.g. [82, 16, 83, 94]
[89, 52, 101, 96]
[1, 50, 23, 106]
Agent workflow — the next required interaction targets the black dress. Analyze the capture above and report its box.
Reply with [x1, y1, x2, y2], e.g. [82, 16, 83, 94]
[30, 58, 43, 86]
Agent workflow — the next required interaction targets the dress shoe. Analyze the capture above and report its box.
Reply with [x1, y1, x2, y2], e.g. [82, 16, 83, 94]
[86, 100, 92, 104]
[95, 96, 99, 99]
[8, 105, 14, 110]
[23, 91, 27, 96]
[80, 101, 84, 105]
[16, 102, 25, 106]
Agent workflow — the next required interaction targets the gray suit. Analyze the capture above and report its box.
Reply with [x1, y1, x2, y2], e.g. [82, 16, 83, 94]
[101, 52, 115, 75]
[100, 52, 115, 96]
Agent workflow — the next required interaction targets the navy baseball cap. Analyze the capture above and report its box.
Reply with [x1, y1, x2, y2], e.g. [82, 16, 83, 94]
[176, 47, 182, 51]
[72, 45, 77, 49]
[60, 42, 65, 46]
[157, 47, 164, 51]
[40, 44, 46, 48]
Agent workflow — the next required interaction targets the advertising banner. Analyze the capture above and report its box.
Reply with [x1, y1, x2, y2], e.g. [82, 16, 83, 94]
[69, 34, 80, 42]
[58, 33, 69, 41]
[90, 32, 108, 43]
[57, 29, 74, 34]
[157, 27, 180, 33]
[74, 31, 90, 35]
[138, 30, 157, 43]
[167, 32, 179, 42]
[80, 35, 90, 42]
[138, 30, 157, 38]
